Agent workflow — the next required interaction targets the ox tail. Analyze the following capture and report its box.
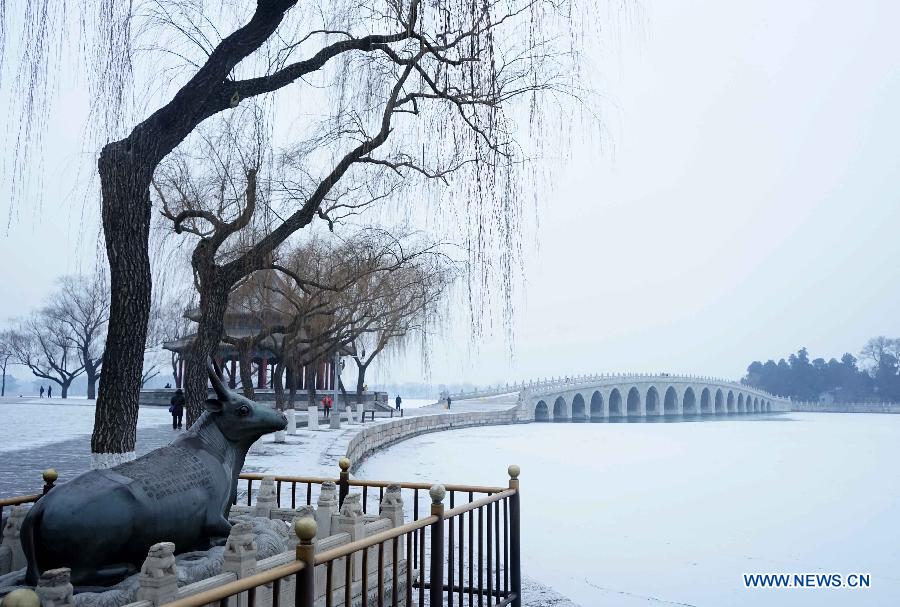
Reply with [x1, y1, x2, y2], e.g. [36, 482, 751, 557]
[20, 500, 44, 586]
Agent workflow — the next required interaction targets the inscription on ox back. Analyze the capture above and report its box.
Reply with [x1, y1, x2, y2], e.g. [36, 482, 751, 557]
[116, 447, 213, 500]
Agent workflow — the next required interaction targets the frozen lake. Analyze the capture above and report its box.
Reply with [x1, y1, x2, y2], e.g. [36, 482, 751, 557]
[357, 413, 900, 607]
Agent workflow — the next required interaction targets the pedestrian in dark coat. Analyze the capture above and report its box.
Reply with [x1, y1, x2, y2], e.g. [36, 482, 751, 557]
[39, 386, 44, 398]
[169, 389, 185, 429]
[395, 395, 402, 411]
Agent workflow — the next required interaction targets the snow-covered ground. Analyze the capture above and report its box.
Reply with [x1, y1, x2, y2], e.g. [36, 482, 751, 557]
[0, 399, 172, 452]
[356, 413, 900, 607]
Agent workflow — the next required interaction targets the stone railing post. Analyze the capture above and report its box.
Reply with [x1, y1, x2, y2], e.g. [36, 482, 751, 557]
[223, 521, 257, 607]
[316, 481, 338, 537]
[333, 493, 365, 581]
[287, 507, 315, 551]
[36, 568, 75, 607]
[253, 476, 278, 517]
[1, 505, 28, 573]
[136, 542, 178, 606]
[379, 484, 405, 560]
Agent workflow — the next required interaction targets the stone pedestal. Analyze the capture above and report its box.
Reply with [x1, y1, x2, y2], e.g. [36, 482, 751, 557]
[316, 482, 338, 537]
[36, 567, 75, 607]
[356, 403, 364, 423]
[345, 405, 355, 424]
[285, 409, 297, 435]
[136, 542, 178, 606]
[307, 406, 318, 431]
[253, 477, 278, 517]
[329, 408, 341, 429]
[273, 430, 286, 443]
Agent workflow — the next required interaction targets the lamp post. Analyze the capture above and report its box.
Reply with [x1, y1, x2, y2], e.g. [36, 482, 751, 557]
[330, 350, 342, 429]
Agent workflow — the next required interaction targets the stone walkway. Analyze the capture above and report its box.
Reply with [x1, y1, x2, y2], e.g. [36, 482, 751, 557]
[0, 394, 520, 498]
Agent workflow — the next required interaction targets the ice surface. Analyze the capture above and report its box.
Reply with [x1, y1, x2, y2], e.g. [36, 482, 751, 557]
[0, 398, 172, 453]
[355, 413, 900, 607]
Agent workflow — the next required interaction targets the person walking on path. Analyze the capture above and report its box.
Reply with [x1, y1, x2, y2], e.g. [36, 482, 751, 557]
[322, 395, 331, 418]
[47, 385, 52, 398]
[395, 395, 402, 411]
[446, 395, 452, 410]
[39, 386, 44, 398]
[169, 389, 185, 429]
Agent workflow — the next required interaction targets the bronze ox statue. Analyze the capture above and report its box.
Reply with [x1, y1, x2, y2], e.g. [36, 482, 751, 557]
[21, 365, 287, 587]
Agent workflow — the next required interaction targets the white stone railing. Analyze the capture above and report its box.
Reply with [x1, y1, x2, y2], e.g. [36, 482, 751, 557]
[451, 372, 784, 402]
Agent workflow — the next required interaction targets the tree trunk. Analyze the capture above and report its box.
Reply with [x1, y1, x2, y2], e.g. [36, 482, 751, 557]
[338, 377, 350, 409]
[86, 367, 98, 400]
[273, 363, 285, 410]
[91, 143, 153, 466]
[239, 346, 255, 399]
[305, 363, 318, 412]
[287, 364, 297, 409]
[185, 283, 229, 426]
[60, 380, 70, 399]
[355, 360, 368, 402]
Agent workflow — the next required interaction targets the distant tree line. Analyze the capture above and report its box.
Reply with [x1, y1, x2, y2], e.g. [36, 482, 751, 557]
[742, 337, 900, 402]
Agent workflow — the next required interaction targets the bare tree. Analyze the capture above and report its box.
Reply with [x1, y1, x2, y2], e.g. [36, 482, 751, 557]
[45, 274, 110, 400]
[6, 0, 595, 462]
[9, 313, 85, 398]
[860, 336, 900, 372]
[0, 330, 14, 397]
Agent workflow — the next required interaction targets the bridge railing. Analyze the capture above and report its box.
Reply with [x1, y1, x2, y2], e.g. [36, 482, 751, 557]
[453, 373, 785, 402]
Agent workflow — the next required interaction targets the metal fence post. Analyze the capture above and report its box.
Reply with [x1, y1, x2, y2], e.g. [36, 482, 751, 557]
[508, 465, 521, 607]
[41, 469, 58, 496]
[338, 457, 351, 508]
[429, 484, 446, 606]
[294, 517, 317, 607]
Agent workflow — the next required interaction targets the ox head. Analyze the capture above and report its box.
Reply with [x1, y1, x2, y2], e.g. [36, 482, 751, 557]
[205, 363, 287, 443]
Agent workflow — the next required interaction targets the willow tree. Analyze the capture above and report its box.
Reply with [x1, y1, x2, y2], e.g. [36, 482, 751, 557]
[3, 0, 595, 465]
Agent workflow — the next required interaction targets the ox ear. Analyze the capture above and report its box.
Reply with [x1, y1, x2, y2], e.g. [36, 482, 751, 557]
[204, 398, 224, 414]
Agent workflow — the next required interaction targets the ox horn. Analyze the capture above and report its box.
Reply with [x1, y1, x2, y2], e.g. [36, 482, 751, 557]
[207, 359, 229, 400]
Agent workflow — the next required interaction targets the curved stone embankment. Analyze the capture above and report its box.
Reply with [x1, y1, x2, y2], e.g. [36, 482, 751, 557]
[345, 404, 524, 473]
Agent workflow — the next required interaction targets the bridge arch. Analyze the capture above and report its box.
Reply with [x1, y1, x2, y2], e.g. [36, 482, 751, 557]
[534, 400, 549, 422]
[737, 393, 745, 413]
[714, 389, 725, 414]
[663, 386, 679, 414]
[571, 393, 586, 422]
[682, 387, 697, 415]
[753, 397, 760, 413]
[700, 387, 711, 414]
[626, 387, 642, 417]
[553, 396, 568, 421]
[590, 391, 604, 420]
[608, 388, 623, 417]
[766, 400, 771, 413]
[727, 391, 735, 413]
[645, 386, 660, 416]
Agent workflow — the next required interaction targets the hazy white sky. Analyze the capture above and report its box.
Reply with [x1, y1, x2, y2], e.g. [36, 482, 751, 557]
[2, 0, 899, 387]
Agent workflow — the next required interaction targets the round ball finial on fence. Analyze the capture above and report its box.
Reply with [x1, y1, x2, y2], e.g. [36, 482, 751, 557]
[42, 469, 58, 484]
[429, 484, 446, 504]
[1, 589, 41, 607]
[338, 457, 351, 472]
[508, 464, 520, 480]
[294, 516, 317, 542]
